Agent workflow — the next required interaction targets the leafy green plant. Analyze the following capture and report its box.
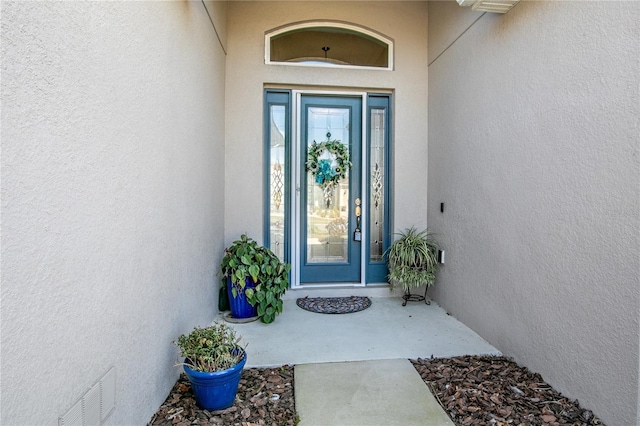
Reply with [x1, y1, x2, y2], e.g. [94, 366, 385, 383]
[385, 227, 440, 292]
[175, 322, 245, 373]
[221, 234, 291, 324]
[221, 234, 262, 298]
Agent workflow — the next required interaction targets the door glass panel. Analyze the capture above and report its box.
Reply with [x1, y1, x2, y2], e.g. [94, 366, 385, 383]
[269, 105, 286, 261]
[306, 107, 350, 264]
[370, 108, 385, 262]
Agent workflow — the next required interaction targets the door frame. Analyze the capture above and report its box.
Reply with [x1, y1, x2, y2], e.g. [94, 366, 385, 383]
[291, 90, 368, 289]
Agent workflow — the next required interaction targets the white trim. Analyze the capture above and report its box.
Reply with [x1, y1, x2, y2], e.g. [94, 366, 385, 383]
[265, 21, 394, 71]
[291, 90, 368, 289]
[359, 95, 368, 287]
[291, 91, 302, 289]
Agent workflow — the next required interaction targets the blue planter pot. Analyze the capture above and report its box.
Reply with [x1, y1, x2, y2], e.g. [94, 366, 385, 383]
[183, 350, 247, 411]
[227, 277, 258, 319]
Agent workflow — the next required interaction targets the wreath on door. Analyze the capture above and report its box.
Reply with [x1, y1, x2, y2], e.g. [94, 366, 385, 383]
[306, 135, 351, 207]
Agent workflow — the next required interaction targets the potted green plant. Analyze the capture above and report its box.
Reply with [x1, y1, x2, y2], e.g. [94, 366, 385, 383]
[221, 234, 291, 323]
[175, 322, 246, 411]
[220, 234, 262, 319]
[385, 227, 440, 306]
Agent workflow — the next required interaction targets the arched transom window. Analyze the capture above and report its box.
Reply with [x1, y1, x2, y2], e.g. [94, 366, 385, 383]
[265, 21, 394, 70]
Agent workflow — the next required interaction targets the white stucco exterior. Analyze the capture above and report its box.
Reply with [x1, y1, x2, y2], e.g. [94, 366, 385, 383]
[427, 2, 640, 425]
[224, 1, 429, 245]
[1, 1, 227, 424]
[2, 1, 639, 424]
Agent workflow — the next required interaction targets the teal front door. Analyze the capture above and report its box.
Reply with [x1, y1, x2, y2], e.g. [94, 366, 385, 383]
[299, 95, 362, 283]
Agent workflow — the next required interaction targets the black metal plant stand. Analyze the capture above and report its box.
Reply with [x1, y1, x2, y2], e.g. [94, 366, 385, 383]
[402, 286, 431, 307]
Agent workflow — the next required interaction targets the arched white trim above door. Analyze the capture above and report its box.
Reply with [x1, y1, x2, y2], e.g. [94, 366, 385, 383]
[265, 20, 394, 71]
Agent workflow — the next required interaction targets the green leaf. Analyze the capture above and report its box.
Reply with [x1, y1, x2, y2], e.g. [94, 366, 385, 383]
[249, 264, 259, 282]
[262, 313, 274, 324]
[245, 288, 255, 300]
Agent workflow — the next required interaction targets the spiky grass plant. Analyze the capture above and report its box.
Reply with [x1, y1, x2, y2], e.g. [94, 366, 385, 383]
[175, 322, 245, 373]
[385, 227, 440, 292]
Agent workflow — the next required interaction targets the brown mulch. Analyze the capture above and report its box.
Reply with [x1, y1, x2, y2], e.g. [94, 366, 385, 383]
[148, 366, 297, 426]
[149, 356, 604, 426]
[412, 356, 604, 426]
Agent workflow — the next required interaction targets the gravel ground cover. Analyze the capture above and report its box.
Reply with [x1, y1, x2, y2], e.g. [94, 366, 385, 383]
[148, 366, 297, 426]
[149, 356, 604, 426]
[412, 356, 604, 426]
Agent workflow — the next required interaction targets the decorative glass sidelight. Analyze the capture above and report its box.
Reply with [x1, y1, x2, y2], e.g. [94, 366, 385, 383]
[272, 162, 284, 210]
[305, 107, 351, 264]
[268, 104, 287, 261]
[369, 108, 386, 262]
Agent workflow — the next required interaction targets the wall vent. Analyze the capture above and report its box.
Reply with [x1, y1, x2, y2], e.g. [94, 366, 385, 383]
[59, 400, 82, 426]
[100, 367, 116, 421]
[59, 367, 116, 426]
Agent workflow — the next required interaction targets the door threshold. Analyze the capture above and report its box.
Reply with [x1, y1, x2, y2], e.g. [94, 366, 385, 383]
[283, 284, 401, 300]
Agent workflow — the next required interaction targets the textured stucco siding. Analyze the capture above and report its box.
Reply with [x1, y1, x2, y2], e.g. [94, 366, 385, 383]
[1, 2, 227, 424]
[224, 1, 429, 245]
[427, 2, 640, 425]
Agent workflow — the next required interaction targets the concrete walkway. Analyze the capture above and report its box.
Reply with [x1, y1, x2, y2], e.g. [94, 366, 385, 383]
[295, 359, 455, 426]
[221, 296, 500, 425]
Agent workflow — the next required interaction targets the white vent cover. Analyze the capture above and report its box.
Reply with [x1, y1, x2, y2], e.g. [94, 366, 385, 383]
[100, 367, 116, 421]
[457, 0, 520, 14]
[59, 367, 116, 426]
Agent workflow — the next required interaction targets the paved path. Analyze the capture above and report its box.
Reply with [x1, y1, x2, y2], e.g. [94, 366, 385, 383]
[295, 359, 455, 426]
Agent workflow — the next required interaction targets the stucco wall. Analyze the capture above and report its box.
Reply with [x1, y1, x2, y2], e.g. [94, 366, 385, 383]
[1, 1, 226, 424]
[224, 1, 428, 245]
[427, 2, 640, 425]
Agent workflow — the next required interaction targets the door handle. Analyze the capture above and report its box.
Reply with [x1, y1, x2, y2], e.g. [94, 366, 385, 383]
[354, 198, 362, 241]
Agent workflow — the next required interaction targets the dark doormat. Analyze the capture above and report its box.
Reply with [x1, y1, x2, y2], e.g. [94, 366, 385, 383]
[296, 296, 372, 314]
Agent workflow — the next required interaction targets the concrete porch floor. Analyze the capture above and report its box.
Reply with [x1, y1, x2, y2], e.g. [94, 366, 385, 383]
[221, 296, 501, 367]
[220, 296, 500, 425]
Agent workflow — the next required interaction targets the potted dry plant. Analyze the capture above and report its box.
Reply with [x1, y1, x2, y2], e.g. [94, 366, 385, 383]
[175, 322, 246, 411]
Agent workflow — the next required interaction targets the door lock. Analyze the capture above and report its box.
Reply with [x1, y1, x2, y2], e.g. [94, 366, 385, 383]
[354, 198, 362, 242]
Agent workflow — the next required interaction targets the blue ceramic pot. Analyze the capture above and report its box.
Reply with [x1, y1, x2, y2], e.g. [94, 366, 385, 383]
[183, 350, 246, 411]
[227, 277, 258, 319]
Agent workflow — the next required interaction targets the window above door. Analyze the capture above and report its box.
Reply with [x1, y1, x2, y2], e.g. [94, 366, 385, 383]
[265, 21, 394, 70]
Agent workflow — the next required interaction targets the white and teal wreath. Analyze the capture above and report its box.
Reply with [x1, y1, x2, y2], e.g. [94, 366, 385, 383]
[306, 139, 351, 207]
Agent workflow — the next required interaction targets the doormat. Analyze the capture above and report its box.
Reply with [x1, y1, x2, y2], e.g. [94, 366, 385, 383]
[296, 296, 372, 314]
